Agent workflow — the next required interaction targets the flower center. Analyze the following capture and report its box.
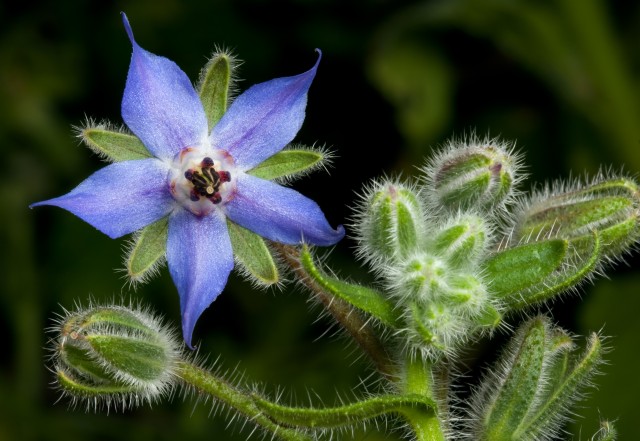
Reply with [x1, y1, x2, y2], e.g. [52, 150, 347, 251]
[170, 148, 236, 216]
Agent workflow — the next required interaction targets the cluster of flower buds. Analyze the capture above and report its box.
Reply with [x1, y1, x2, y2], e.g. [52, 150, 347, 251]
[354, 136, 639, 358]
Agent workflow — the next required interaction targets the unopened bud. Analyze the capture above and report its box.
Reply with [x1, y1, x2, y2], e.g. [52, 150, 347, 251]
[355, 180, 425, 264]
[432, 214, 489, 268]
[423, 137, 520, 212]
[467, 316, 602, 440]
[395, 253, 448, 302]
[512, 176, 640, 260]
[51, 303, 181, 409]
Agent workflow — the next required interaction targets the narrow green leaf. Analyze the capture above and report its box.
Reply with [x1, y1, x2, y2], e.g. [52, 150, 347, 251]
[227, 221, 279, 285]
[247, 149, 326, 181]
[126, 218, 168, 284]
[253, 393, 435, 429]
[300, 245, 401, 327]
[198, 52, 232, 129]
[81, 126, 152, 162]
[483, 240, 567, 298]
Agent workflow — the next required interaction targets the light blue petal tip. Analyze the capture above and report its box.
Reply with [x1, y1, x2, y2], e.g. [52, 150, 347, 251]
[121, 12, 135, 44]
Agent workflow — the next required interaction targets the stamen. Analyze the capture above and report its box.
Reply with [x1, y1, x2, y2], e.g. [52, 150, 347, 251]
[201, 157, 214, 168]
[172, 149, 235, 215]
[219, 171, 231, 183]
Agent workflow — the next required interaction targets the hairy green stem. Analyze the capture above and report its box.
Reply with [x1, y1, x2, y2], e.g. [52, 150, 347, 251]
[399, 356, 447, 441]
[176, 361, 312, 441]
[273, 243, 395, 377]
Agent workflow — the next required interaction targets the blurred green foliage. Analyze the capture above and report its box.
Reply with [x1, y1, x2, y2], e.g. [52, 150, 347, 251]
[1, 0, 639, 439]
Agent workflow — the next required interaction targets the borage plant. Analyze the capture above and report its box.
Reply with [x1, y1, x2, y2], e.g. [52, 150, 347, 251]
[33, 13, 638, 441]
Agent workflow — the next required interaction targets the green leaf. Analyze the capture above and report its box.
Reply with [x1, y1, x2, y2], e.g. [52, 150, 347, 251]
[483, 239, 567, 298]
[80, 126, 152, 162]
[247, 148, 327, 181]
[227, 221, 279, 285]
[253, 393, 435, 429]
[198, 52, 233, 129]
[300, 246, 400, 327]
[125, 218, 168, 284]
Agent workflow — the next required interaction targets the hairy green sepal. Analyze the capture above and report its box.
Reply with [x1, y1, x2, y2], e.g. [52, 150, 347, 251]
[473, 317, 603, 441]
[126, 217, 169, 283]
[483, 240, 567, 298]
[227, 221, 279, 285]
[247, 149, 326, 180]
[300, 246, 400, 327]
[81, 127, 152, 162]
[198, 52, 232, 128]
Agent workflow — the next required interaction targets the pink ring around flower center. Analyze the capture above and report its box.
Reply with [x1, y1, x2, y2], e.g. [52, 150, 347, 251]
[170, 147, 237, 217]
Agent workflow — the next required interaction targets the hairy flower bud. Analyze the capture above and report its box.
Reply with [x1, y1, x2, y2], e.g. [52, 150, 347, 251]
[355, 180, 425, 265]
[432, 214, 489, 268]
[466, 316, 603, 440]
[422, 136, 521, 212]
[511, 175, 640, 262]
[50, 302, 182, 410]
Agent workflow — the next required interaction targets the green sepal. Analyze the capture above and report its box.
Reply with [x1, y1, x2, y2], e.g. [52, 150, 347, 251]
[125, 217, 169, 284]
[300, 245, 401, 327]
[59, 343, 116, 384]
[80, 126, 152, 162]
[481, 317, 549, 440]
[514, 177, 640, 261]
[503, 233, 601, 310]
[246, 148, 327, 181]
[362, 181, 424, 262]
[227, 221, 279, 285]
[87, 334, 167, 382]
[472, 317, 580, 441]
[57, 369, 134, 398]
[474, 303, 502, 329]
[433, 215, 487, 268]
[483, 240, 567, 298]
[408, 302, 446, 351]
[198, 51, 233, 129]
[513, 333, 603, 439]
[252, 393, 436, 429]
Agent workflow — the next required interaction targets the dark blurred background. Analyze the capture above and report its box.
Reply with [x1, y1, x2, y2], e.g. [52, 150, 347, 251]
[2, 0, 639, 439]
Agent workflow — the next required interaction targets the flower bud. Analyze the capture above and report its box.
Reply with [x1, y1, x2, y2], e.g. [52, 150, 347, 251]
[406, 301, 464, 356]
[422, 136, 521, 212]
[512, 176, 640, 261]
[432, 214, 489, 268]
[394, 253, 448, 302]
[51, 303, 182, 409]
[467, 316, 603, 440]
[355, 180, 425, 264]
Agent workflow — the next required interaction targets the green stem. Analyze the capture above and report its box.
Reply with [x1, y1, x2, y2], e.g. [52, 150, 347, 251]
[253, 393, 436, 429]
[399, 356, 447, 441]
[176, 361, 312, 441]
[273, 243, 395, 377]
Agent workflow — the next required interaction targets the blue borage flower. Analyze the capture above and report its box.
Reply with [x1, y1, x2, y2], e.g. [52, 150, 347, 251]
[32, 13, 344, 348]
